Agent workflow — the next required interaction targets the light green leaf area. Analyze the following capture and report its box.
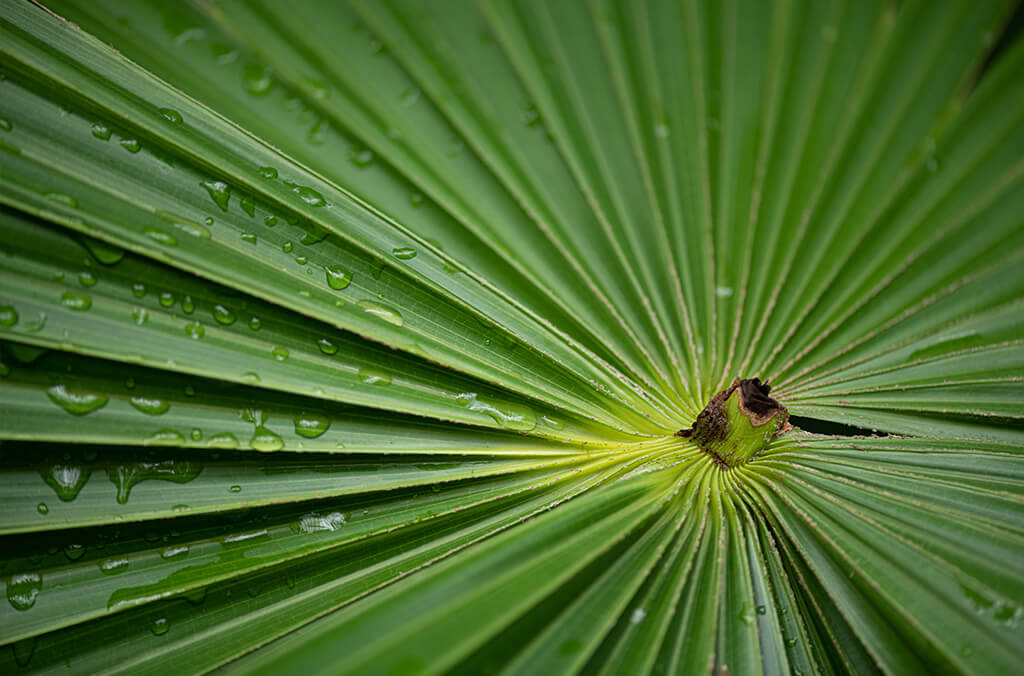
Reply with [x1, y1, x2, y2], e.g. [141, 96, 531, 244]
[0, 0, 1022, 673]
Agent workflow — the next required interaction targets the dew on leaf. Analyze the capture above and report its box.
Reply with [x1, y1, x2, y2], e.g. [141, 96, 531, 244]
[47, 384, 108, 415]
[7, 572, 42, 611]
[208, 432, 240, 449]
[357, 300, 403, 326]
[317, 337, 338, 355]
[61, 291, 92, 311]
[91, 122, 112, 140]
[159, 108, 183, 124]
[294, 413, 330, 438]
[106, 460, 202, 504]
[212, 304, 236, 325]
[250, 427, 284, 452]
[0, 304, 17, 326]
[358, 368, 392, 386]
[325, 265, 352, 290]
[41, 463, 91, 501]
[130, 396, 170, 415]
[200, 179, 230, 212]
[184, 322, 205, 340]
[143, 227, 177, 247]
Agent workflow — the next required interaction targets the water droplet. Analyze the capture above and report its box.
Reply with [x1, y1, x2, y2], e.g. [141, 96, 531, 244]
[212, 304, 236, 325]
[229, 484, 242, 493]
[294, 414, 330, 438]
[455, 392, 536, 431]
[155, 210, 211, 239]
[45, 192, 78, 208]
[0, 305, 17, 326]
[294, 185, 326, 206]
[521, 105, 540, 126]
[77, 271, 97, 287]
[21, 311, 45, 332]
[159, 108, 183, 124]
[409, 191, 425, 207]
[143, 227, 178, 246]
[0, 118, 10, 131]
[539, 415, 564, 430]
[350, 148, 374, 167]
[756, 605, 766, 615]
[7, 572, 42, 611]
[91, 122, 112, 140]
[99, 557, 129, 574]
[36, 502, 48, 514]
[324, 265, 352, 290]
[248, 316, 262, 330]
[240, 193, 255, 217]
[258, 166, 278, 179]
[715, 286, 734, 297]
[317, 337, 338, 355]
[961, 583, 994, 612]
[241, 372, 261, 384]
[208, 432, 240, 449]
[13, 637, 35, 667]
[120, 138, 141, 153]
[47, 384, 108, 415]
[182, 296, 195, 314]
[161, 545, 189, 560]
[243, 63, 273, 96]
[158, 291, 174, 307]
[264, 214, 278, 227]
[151, 617, 170, 636]
[184, 322, 204, 340]
[250, 427, 284, 452]
[41, 463, 91, 501]
[294, 511, 346, 534]
[106, 460, 202, 504]
[739, 601, 756, 626]
[993, 603, 1021, 627]
[358, 367, 392, 386]
[272, 346, 289, 361]
[392, 247, 417, 260]
[131, 282, 146, 298]
[64, 544, 85, 561]
[183, 587, 207, 604]
[785, 638, 798, 648]
[61, 291, 92, 311]
[357, 300, 403, 326]
[200, 180, 230, 211]
[82, 236, 125, 264]
[630, 608, 647, 624]
[130, 396, 170, 415]
[282, 241, 293, 253]
[145, 429, 185, 445]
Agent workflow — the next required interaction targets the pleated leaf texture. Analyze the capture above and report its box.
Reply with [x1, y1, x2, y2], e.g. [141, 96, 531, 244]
[1, 0, 1022, 674]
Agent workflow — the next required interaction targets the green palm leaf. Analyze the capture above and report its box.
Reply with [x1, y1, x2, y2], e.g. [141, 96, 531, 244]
[1, 0, 1021, 673]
